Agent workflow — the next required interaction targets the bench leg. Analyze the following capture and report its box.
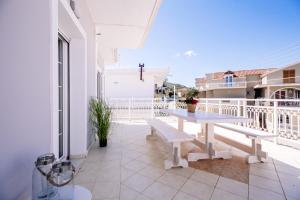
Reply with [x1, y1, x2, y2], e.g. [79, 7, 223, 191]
[248, 138, 268, 163]
[164, 142, 188, 169]
[146, 127, 156, 141]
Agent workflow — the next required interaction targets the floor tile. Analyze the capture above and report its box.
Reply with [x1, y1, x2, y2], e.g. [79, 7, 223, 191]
[249, 185, 285, 200]
[211, 188, 247, 200]
[143, 181, 178, 200]
[280, 174, 300, 200]
[250, 165, 278, 181]
[135, 194, 151, 200]
[173, 191, 200, 200]
[190, 170, 219, 186]
[96, 166, 121, 182]
[157, 172, 187, 189]
[74, 169, 98, 184]
[181, 179, 214, 200]
[121, 167, 136, 181]
[138, 165, 165, 179]
[124, 160, 147, 172]
[92, 181, 120, 199]
[216, 177, 248, 198]
[169, 167, 195, 178]
[123, 173, 155, 192]
[249, 174, 283, 195]
[120, 185, 140, 200]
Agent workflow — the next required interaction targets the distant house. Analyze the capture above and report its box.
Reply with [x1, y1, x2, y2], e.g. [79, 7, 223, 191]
[255, 61, 300, 99]
[195, 69, 274, 98]
[104, 67, 169, 98]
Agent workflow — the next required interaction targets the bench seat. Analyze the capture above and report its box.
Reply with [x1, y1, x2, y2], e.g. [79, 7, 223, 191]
[215, 123, 277, 139]
[214, 123, 278, 163]
[147, 119, 194, 143]
[146, 119, 194, 169]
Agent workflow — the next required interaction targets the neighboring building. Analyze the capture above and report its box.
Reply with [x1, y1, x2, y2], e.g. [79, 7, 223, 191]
[195, 69, 274, 98]
[255, 61, 300, 99]
[104, 67, 169, 98]
[0, 0, 161, 199]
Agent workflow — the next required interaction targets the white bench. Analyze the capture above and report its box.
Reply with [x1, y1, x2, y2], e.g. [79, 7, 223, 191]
[146, 119, 194, 169]
[214, 123, 278, 163]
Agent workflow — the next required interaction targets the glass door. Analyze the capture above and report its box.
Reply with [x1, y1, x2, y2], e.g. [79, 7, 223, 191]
[58, 34, 70, 159]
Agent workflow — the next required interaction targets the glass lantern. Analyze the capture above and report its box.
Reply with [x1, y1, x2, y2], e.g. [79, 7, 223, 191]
[32, 153, 56, 200]
[47, 161, 75, 200]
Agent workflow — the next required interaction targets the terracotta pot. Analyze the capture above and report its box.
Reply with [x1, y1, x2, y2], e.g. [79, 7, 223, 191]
[99, 138, 107, 147]
[187, 104, 196, 113]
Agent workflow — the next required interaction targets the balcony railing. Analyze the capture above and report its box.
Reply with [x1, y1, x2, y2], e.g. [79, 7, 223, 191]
[262, 76, 300, 85]
[198, 81, 247, 91]
[107, 97, 300, 149]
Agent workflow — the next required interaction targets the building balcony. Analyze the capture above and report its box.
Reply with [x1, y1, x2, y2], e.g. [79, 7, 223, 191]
[260, 76, 300, 87]
[74, 104, 300, 199]
[198, 81, 247, 91]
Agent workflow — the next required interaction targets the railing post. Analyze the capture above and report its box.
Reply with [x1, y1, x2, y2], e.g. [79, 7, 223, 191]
[151, 98, 154, 119]
[242, 99, 247, 127]
[237, 100, 241, 117]
[273, 101, 278, 143]
[128, 98, 131, 120]
[205, 99, 208, 112]
[218, 100, 222, 115]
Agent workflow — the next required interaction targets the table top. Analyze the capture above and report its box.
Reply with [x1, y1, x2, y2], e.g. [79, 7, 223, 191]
[161, 109, 252, 123]
[58, 185, 92, 200]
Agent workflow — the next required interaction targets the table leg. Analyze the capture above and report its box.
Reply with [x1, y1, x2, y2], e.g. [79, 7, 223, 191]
[164, 141, 188, 169]
[178, 118, 184, 132]
[188, 123, 232, 161]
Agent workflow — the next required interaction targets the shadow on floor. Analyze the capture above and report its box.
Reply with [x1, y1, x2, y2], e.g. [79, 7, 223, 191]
[189, 156, 249, 184]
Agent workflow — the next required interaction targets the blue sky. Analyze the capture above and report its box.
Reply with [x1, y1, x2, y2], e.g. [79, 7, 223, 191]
[114, 0, 300, 87]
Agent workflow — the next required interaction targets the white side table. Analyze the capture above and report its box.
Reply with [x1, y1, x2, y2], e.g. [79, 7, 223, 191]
[55, 185, 92, 200]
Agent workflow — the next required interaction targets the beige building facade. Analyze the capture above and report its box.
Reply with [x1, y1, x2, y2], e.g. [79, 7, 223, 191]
[195, 69, 273, 99]
[196, 62, 300, 99]
[255, 62, 300, 99]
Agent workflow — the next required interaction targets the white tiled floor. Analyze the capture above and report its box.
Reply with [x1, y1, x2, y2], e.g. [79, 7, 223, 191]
[74, 120, 300, 200]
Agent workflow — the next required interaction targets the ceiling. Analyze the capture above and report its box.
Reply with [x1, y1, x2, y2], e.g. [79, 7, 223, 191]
[86, 0, 161, 49]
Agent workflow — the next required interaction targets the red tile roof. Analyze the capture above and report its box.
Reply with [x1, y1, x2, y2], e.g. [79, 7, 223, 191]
[211, 68, 276, 80]
[195, 77, 206, 83]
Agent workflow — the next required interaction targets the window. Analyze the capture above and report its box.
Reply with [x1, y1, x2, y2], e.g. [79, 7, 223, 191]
[283, 69, 295, 83]
[225, 75, 233, 87]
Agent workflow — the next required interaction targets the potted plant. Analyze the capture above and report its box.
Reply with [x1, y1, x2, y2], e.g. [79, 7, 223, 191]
[90, 98, 112, 147]
[185, 88, 200, 113]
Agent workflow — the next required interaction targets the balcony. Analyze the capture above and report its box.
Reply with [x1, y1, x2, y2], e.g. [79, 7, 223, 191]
[74, 98, 300, 199]
[198, 78, 247, 91]
[261, 76, 300, 86]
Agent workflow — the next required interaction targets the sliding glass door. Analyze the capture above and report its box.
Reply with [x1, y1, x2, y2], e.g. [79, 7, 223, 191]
[58, 34, 70, 159]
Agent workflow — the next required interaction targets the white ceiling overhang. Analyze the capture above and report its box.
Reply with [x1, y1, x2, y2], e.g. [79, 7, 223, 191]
[86, 0, 161, 49]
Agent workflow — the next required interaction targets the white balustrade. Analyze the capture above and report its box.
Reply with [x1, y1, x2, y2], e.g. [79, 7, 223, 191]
[106, 97, 300, 147]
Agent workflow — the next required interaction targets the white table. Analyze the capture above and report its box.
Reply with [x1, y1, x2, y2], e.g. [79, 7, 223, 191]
[161, 109, 252, 161]
[54, 185, 92, 200]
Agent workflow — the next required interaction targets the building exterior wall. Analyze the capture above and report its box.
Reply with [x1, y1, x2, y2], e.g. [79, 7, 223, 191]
[0, 0, 101, 199]
[0, 0, 57, 199]
[105, 73, 156, 98]
[264, 63, 300, 85]
[206, 88, 246, 98]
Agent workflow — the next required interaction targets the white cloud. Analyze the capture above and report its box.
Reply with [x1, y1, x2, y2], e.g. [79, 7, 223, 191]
[184, 50, 197, 57]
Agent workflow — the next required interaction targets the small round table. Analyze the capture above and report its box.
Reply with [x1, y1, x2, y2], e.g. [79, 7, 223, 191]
[56, 185, 92, 200]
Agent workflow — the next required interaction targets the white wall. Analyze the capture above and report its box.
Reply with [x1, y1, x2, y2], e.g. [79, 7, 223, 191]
[0, 0, 57, 199]
[105, 73, 155, 98]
